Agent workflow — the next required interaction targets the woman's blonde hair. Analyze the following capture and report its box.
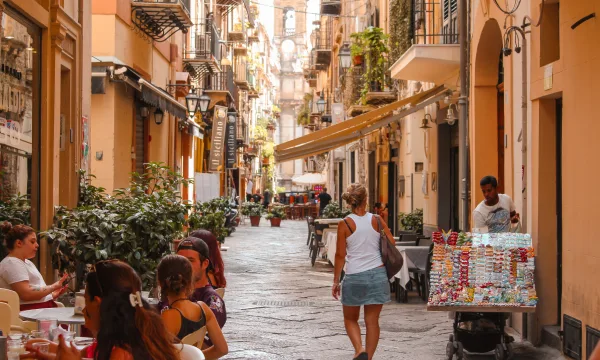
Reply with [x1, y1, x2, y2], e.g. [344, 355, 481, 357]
[342, 183, 367, 209]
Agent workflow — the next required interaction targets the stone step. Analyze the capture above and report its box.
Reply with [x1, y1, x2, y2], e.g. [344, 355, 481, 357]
[542, 325, 562, 351]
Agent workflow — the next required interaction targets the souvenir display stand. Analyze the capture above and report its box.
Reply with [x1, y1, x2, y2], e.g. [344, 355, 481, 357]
[426, 231, 537, 360]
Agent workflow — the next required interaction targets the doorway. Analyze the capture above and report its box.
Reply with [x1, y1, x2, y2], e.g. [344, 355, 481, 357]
[497, 56, 505, 193]
[437, 123, 460, 231]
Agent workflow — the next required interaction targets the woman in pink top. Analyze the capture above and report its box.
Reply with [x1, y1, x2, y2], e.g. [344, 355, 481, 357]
[332, 184, 395, 360]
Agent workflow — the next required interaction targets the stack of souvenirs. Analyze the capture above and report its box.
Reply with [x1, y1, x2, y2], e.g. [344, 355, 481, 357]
[428, 231, 538, 308]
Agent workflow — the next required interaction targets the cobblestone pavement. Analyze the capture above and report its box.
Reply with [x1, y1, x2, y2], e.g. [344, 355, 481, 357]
[220, 219, 564, 360]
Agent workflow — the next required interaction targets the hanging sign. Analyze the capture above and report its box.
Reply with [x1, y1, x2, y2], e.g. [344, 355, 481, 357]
[208, 105, 227, 172]
[225, 115, 236, 169]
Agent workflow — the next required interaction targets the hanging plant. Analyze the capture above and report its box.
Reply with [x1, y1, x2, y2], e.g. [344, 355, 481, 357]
[296, 93, 313, 125]
[350, 27, 390, 105]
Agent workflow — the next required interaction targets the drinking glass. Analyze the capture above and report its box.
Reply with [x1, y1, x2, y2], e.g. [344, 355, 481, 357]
[32, 342, 50, 354]
[38, 318, 58, 340]
[7, 340, 24, 354]
[30, 330, 49, 340]
[7, 352, 20, 360]
[7, 332, 23, 341]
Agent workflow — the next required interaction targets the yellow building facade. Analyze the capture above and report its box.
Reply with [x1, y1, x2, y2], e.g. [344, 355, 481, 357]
[0, 0, 91, 278]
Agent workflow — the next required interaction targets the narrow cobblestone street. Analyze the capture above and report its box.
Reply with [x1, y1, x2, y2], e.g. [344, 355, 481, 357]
[220, 220, 564, 360]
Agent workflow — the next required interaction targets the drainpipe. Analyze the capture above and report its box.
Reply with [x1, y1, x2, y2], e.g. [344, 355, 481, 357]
[504, 26, 528, 234]
[458, 0, 469, 232]
[503, 24, 529, 340]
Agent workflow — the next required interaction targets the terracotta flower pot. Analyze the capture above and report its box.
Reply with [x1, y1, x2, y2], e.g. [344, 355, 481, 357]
[269, 218, 282, 227]
[353, 55, 363, 66]
[250, 215, 261, 227]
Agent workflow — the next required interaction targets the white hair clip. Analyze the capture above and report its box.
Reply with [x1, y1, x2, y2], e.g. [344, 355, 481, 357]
[129, 291, 143, 308]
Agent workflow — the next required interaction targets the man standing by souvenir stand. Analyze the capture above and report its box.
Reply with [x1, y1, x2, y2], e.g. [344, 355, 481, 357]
[473, 176, 520, 234]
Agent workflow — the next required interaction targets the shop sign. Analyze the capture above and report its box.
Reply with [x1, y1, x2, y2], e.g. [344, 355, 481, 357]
[0, 117, 22, 146]
[225, 115, 236, 169]
[208, 105, 227, 172]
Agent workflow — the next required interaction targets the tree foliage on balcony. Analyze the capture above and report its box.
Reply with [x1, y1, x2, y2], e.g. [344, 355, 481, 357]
[389, 0, 413, 64]
[297, 93, 313, 126]
[350, 27, 390, 105]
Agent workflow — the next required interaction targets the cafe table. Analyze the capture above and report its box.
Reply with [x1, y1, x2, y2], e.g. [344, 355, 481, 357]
[20, 307, 85, 336]
[393, 246, 431, 290]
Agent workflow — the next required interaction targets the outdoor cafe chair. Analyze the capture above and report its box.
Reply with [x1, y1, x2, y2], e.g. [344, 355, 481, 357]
[181, 326, 207, 349]
[0, 288, 36, 332]
[215, 288, 225, 298]
[306, 216, 315, 245]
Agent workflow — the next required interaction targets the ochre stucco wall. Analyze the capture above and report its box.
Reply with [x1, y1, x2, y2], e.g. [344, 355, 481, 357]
[529, 1, 600, 354]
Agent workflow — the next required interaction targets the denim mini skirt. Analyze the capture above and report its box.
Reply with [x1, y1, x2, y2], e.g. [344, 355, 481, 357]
[341, 266, 391, 306]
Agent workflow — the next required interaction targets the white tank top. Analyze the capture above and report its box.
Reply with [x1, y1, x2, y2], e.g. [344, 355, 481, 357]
[344, 213, 383, 275]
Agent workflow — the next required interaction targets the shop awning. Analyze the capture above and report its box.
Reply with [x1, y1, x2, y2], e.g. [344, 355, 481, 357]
[138, 79, 188, 120]
[274, 86, 449, 163]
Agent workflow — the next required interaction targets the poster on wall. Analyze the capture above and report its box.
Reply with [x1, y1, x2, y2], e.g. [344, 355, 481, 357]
[225, 114, 236, 169]
[208, 105, 227, 172]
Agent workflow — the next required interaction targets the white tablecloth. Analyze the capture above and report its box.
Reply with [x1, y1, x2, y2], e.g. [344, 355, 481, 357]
[393, 246, 431, 289]
[324, 231, 338, 265]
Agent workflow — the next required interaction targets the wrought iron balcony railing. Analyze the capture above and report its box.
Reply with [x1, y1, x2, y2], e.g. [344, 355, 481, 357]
[321, 0, 341, 15]
[201, 66, 237, 106]
[183, 20, 222, 80]
[234, 57, 249, 90]
[131, 0, 192, 42]
[413, 0, 458, 45]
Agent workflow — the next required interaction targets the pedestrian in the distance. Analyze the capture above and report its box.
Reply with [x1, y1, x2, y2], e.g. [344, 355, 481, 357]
[317, 187, 332, 217]
[332, 183, 394, 360]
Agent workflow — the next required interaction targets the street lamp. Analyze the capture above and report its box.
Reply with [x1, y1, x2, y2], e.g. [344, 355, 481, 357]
[153, 108, 164, 125]
[445, 104, 458, 126]
[316, 92, 326, 114]
[199, 92, 211, 114]
[185, 90, 200, 117]
[420, 113, 433, 131]
[338, 43, 351, 70]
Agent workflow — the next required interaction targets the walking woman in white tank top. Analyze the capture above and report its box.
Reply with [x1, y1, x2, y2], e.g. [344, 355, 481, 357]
[332, 184, 396, 360]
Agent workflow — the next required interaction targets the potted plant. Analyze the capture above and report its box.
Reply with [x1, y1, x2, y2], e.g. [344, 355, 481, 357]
[241, 202, 263, 226]
[322, 201, 351, 219]
[350, 27, 390, 104]
[265, 205, 287, 227]
[350, 38, 364, 66]
[398, 208, 424, 234]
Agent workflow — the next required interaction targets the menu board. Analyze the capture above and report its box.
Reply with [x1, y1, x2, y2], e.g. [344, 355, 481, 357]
[428, 232, 538, 308]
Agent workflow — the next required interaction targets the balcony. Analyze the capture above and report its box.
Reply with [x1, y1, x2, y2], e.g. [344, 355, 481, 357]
[248, 29, 259, 43]
[236, 120, 248, 147]
[131, 0, 192, 42]
[320, 0, 341, 15]
[201, 66, 236, 105]
[389, 0, 459, 84]
[247, 72, 259, 98]
[312, 18, 333, 66]
[234, 57, 249, 90]
[183, 21, 221, 80]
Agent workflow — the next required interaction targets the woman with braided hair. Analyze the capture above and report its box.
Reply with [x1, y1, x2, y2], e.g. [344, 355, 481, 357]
[157, 254, 228, 359]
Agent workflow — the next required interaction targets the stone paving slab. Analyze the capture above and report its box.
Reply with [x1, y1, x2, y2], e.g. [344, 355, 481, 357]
[221, 219, 565, 360]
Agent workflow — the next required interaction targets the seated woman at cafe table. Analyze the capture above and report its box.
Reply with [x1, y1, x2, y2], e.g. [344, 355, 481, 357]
[27, 260, 181, 360]
[0, 222, 68, 310]
[157, 254, 228, 358]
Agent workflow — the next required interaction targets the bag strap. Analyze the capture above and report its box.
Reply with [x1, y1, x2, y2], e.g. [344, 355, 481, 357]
[343, 218, 354, 234]
[374, 214, 383, 233]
